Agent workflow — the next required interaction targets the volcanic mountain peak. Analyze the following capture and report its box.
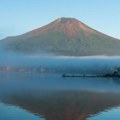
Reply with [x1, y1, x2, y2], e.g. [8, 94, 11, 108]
[53, 17, 88, 29]
[54, 17, 80, 23]
[1, 17, 120, 56]
[25, 17, 93, 37]
[45, 17, 94, 37]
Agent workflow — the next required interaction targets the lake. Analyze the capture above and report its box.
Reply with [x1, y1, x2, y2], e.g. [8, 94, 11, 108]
[0, 72, 120, 120]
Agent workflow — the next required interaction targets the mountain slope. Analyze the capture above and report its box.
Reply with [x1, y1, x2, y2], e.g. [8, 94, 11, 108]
[1, 17, 120, 56]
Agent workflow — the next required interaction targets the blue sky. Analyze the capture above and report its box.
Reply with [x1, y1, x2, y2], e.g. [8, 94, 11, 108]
[0, 0, 120, 39]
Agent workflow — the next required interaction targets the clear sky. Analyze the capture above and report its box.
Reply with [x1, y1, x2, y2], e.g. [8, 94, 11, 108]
[0, 0, 120, 39]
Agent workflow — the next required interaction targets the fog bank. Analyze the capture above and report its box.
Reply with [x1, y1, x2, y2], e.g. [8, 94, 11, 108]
[1, 52, 120, 74]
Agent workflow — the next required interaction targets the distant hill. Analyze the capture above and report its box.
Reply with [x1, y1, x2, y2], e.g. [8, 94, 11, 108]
[1, 17, 120, 56]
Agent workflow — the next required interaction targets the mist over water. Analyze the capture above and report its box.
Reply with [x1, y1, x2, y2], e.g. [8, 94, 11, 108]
[1, 53, 120, 120]
[1, 51, 120, 74]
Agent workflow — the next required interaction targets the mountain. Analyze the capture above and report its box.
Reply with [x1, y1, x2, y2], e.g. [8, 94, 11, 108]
[1, 17, 120, 56]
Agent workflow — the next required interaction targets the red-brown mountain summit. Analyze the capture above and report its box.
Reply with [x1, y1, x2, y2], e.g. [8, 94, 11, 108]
[1, 17, 120, 56]
[24, 17, 94, 37]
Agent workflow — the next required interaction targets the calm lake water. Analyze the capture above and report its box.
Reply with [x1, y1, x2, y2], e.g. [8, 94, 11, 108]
[0, 73, 120, 120]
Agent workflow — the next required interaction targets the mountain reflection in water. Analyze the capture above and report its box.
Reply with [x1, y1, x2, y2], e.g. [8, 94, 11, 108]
[0, 73, 120, 120]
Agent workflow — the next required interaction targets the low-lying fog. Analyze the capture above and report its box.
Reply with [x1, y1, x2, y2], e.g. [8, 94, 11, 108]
[1, 52, 120, 74]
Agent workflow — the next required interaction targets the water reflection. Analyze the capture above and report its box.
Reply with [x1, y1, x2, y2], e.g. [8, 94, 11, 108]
[1, 90, 120, 120]
[0, 102, 43, 120]
[0, 73, 120, 120]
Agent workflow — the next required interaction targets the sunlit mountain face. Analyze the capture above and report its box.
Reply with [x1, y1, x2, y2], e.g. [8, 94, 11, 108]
[1, 17, 120, 56]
